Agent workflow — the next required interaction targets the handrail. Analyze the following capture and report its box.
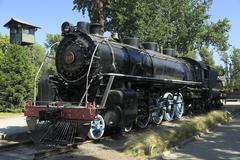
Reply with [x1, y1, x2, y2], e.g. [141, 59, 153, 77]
[79, 78, 93, 106]
[85, 43, 100, 106]
[33, 42, 60, 106]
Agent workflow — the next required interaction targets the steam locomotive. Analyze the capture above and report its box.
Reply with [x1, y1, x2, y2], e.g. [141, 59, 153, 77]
[24, 21, 223, 142]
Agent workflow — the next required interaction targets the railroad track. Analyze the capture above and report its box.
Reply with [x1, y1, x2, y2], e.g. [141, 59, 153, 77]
[0, 130, 129, 160]
[0, 140, 32, 151]
[33, 145, 74, 160]
[0, 140, 79, 160]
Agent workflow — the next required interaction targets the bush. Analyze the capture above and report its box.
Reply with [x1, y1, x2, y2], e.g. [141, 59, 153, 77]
[0, 44, 36, 111]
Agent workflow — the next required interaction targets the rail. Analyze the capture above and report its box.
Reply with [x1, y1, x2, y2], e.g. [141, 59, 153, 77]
[80, 39, 116, 108]
[84, 43, 100, 106]
[33, 42, 60, 106]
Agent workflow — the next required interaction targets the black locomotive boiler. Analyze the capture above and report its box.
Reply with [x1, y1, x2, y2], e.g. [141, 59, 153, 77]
[24, 21, 223, 142]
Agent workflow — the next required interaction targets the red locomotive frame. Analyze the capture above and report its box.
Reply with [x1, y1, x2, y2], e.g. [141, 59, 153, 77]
[24, 100, 96, 121]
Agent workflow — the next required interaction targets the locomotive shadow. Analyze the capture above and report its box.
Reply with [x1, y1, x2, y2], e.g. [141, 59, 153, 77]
[48, 154, 101, 160]
[0, 126, 29, 141]
[97, 131, 130, 152]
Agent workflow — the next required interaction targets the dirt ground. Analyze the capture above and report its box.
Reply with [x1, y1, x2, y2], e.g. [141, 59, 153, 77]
[48, 102, 240, 160]
[0, 103, 239, 160]
[46, 116, 194, 160]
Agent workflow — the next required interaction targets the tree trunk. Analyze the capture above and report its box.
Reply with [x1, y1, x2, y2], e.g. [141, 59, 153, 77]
[96, 0, 105, 35]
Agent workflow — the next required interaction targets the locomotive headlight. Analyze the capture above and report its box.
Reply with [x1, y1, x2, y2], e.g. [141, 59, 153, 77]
[61, 21, 74, 35]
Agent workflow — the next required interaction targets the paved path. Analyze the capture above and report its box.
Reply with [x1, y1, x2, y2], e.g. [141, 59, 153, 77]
[162, 113, 240, 160]
[0, 115, 28, 136]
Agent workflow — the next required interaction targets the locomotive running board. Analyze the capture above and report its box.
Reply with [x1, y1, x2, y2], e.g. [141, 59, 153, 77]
[102, 73, 202, 86]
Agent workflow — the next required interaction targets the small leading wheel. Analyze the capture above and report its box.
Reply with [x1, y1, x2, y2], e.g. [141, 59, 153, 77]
[174, 93, 184, 119]
[152, 98, 164, 125]
[88, 114, 105, 140]
[121, 122, 133, 133]
[164, 92, 175, 121]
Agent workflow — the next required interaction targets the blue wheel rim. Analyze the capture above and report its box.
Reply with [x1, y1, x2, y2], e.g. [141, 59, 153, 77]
[164, 93, 174, 121]
[175, 94, 184, 118]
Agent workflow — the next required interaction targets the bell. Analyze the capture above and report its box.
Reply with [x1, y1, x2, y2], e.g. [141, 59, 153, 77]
[111, 32, 119, 40]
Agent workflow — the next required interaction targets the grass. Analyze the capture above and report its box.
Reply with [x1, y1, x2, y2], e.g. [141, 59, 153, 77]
[124, 110, 231, 159]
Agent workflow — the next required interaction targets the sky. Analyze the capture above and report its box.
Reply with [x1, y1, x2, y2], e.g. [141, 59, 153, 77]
[0, 0, 239, 66]
[209, 0, 240, 65]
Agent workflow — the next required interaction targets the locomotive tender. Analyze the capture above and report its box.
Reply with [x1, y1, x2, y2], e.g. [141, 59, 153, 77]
[24, 21, 223, 141]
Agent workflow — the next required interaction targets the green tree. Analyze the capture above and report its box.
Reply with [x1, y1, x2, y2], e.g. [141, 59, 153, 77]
[73, 0, 107, 33]
[0, 44, 36, 111]
[219, 51, 229, 66]
[199, 47, 214, 66]
[73, 0, 230, 57]
[44, 33, 62, 48]
[230, 48, 240, 90]
[30, 44, 45, 67]
[179, 50, 197, 60]
[24, 44, 47, 76]
[200, 18, 230, 51]
[219, 50, 229, 83]
[43, 33, 62, 75]
[0, 33, 9, 59]
[213, 65, 225, 76]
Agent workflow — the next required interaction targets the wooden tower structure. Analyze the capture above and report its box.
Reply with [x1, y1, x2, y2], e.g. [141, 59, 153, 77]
[4, 18, 40, 45]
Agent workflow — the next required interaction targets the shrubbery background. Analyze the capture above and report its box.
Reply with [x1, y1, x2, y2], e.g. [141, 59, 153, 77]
[0, 33, 60, 112]
[0, 45, 37, 112]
